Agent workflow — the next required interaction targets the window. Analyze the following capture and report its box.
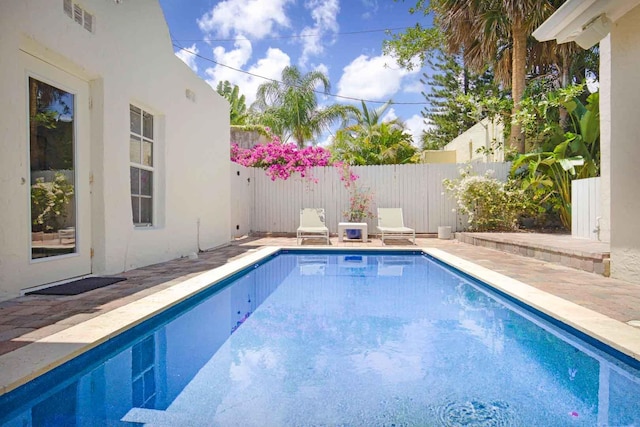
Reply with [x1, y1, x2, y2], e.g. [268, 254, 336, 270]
[131, 335, 156, 409]
[130, 105, 154, 226]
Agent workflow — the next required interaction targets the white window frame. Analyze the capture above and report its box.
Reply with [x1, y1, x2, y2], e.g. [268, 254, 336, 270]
[130, 105, 154, 227]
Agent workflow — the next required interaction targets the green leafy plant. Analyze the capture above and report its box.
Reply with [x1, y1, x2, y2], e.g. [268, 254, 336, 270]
[330, 101, 418, 165]
[216, 80, 249, 125]
[443, 166, 528, 231]
[31, 172, 74, 232]
[512, 86, 600, 229]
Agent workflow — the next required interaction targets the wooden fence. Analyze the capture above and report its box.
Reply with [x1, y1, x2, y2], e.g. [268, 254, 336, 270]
[230, 162, 511, 237]
[571, 177, 601, 240]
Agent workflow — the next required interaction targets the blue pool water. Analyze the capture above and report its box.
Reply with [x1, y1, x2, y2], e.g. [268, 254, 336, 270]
[1, 252, 640, 426]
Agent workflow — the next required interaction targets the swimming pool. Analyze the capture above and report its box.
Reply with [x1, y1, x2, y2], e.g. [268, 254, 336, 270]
[1, 249, 639, 425]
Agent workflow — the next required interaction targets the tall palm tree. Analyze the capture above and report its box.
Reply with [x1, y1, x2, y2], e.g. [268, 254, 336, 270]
[252, 66, 354, 148]
[432, 0, 560, 154]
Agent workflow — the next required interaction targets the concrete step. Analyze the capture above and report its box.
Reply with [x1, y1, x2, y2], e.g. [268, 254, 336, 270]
[456, 232, 610, 276]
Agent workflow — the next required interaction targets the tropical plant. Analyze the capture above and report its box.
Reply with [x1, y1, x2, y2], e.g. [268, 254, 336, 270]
[512, 87, 600, 228]
[443, 167, 528, 231]
[31, 172, 74, 232]
[216, 80, 249, 125]
[230, 133, 331, 181]
[335, 162, 374, 222]
[252, 66, 355, 148]
[330, 101, 418, 165]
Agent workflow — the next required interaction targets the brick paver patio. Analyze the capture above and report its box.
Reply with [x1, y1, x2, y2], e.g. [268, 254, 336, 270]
[1, 234, 639, 359]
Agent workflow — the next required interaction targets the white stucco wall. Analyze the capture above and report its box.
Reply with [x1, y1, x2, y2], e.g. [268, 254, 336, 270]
[443, 118, 504, 163]
[598, 35, 611, 243]
[609, 4, 640, 283]
[0, 0, 230, 299]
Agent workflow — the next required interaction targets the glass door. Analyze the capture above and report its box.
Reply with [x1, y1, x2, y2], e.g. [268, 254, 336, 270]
[29, 77, 77, 259]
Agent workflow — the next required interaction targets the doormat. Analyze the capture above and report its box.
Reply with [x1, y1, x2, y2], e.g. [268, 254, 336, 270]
[27, 277, 127, 296]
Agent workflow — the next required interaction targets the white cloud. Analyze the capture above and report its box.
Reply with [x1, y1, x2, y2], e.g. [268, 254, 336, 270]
[313, 63, 329, 76]
[204, 44, 291, 105]
[337, 54, 420, 102]
[360, 0, 378, 19]
[317, 133, 334, 147]
[382, 107, 398, 123]
[402, 78, 424, 94]
[405, 114, 433, 147]
[214, 41, 253, 71]
[299, 0, 340, 67]
[175, 44, 199, 73]
[197, 0, 293, 40]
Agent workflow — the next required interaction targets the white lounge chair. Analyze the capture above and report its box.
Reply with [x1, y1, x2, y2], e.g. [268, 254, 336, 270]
[297, 208, 330, 245]
[377, 208, 415, 245]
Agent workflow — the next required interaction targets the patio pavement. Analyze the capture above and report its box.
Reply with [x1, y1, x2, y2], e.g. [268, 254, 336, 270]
[1, 233, 639, 359]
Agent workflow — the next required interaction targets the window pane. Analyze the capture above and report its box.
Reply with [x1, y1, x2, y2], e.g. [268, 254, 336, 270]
[132, 378, 143, 407]
[131, 196, 140, 224]
[143, 111, 153, 139]
[130, 135, 141, 163]
[130, 106, 141, 134]
[140, 198, 152, 224]
[29, 77, 77, 259]
[130, 167, 140, 194]
[142, 140, 153, 166]
[140, 170, 152, 196]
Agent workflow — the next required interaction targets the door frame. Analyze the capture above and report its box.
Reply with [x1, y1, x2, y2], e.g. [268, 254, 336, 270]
[22, 52, 92, 287]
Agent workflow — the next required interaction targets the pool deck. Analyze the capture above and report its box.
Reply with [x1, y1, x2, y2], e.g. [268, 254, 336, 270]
[1, 233, 640, 393]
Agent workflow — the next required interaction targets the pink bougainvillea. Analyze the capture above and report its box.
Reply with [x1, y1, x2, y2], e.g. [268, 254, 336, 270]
[230, 135, 331, 181]
[334, 162, 374, 222]
[334, 161, 359, 188]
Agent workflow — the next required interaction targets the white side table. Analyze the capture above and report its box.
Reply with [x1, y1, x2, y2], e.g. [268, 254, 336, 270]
[338, 222, 368, 242]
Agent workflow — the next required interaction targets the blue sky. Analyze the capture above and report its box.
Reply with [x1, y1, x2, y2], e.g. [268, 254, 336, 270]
[158, 0, 433, 146]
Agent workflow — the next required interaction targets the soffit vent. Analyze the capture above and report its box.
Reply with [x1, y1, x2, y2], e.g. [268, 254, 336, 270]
[83, 11, 94, 32]
[63, 0, 95, 34]
[63, 0, 72, 18]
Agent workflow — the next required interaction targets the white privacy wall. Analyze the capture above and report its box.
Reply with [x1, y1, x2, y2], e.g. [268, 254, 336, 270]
[443, 118, 505, 163]
[231, 163, 510, 235]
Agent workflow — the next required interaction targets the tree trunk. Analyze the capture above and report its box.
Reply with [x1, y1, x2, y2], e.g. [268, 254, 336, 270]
[509, 24, 527, 154]
[558, 54, 571, 128]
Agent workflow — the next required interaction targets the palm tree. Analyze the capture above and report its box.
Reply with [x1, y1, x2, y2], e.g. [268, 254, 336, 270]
[330, 101, 418, 165]
[252, 66, 354, 148]
[432, 0, 560, 154]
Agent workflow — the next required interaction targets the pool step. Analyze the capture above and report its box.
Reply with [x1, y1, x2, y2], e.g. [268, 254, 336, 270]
[456, 232, 610, 276]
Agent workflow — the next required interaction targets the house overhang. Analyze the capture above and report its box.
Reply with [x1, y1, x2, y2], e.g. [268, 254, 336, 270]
[533, 0, 640, 49]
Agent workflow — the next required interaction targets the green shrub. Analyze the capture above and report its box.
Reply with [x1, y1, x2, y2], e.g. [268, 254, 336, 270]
[444, 168, 528, 231]
[31, 172, 74, 232]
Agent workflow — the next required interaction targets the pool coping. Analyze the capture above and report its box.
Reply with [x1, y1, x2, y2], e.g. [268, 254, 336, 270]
[0, 245, 639, 397]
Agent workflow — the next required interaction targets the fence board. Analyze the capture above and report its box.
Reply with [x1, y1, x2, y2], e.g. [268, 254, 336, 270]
[572, 177, 600, 240]
[236, 162, 510, 234]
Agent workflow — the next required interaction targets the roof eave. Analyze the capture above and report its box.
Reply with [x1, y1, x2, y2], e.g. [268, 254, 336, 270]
[533, 0, 640, 48]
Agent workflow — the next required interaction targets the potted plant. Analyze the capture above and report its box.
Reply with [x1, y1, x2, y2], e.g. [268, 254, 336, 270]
[336, 162, 374, 239]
